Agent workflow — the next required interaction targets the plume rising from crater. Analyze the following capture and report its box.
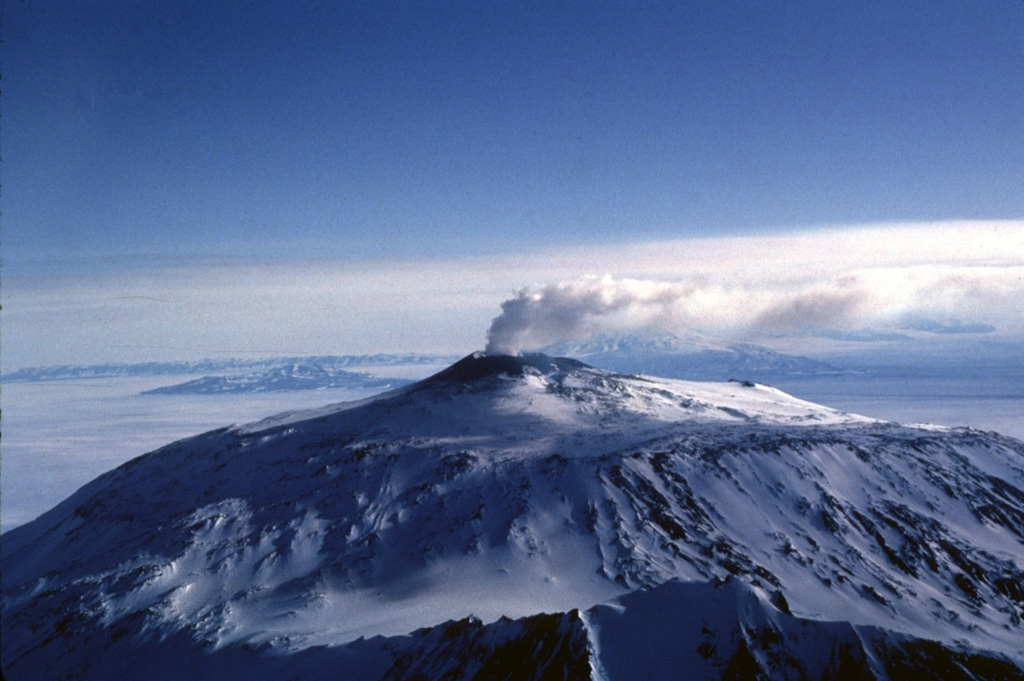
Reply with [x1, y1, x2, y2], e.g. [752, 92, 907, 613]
[484, 268, 1016, 355]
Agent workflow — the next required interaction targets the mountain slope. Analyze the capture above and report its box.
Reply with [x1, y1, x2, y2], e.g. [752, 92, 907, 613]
[3, 353, 1023, 679]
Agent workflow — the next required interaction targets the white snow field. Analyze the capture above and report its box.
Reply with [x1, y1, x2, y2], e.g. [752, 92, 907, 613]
[2, 353, 1023, 679]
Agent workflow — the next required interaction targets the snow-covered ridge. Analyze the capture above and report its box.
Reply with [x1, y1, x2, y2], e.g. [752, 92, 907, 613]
[142, 363, 412, 395]
[2, 353, 1023, 679]
[3, 353, 460, 382]
[538, 329, 840, 380]
[237, 351, 872, 438]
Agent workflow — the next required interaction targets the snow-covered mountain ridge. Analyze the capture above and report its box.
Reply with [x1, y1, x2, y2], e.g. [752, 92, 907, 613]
[3, 353, 459, 382]
[142, 363, 412, 394]
[539, 329, 839, 380]
[3, 353, 1023, 679]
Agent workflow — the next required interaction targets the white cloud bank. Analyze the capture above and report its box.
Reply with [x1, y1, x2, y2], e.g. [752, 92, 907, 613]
[484, 266, 1021, 354]
[485, 220, 1024, 354]
[4, 220, 1022, 368]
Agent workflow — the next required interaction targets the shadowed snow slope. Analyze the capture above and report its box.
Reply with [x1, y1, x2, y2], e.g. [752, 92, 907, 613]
[3, 353, 1024, 679]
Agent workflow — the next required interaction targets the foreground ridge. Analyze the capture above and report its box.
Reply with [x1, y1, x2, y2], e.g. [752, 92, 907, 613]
[3, 354, 1023, 679]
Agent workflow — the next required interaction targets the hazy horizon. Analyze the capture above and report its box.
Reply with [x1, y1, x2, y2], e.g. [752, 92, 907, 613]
[3, 3, 1023, 373]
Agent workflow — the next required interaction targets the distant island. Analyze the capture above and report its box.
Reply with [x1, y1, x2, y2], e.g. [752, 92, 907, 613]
[143, 363, 413, 395]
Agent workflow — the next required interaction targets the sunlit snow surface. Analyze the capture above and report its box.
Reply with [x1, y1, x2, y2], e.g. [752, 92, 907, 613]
[3, 354, 1024, 679]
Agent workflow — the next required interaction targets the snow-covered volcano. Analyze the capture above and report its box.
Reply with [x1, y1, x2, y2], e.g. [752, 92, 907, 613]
[3, 353, 1024, 679]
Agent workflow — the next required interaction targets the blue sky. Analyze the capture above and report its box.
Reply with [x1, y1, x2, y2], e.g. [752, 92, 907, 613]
[5, 1, 1022, 263]
[2, 2, 1023, 367]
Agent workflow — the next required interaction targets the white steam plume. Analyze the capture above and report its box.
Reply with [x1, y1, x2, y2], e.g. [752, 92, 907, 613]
[484, 267, 1021, 355]
[485, 276, 693, 354]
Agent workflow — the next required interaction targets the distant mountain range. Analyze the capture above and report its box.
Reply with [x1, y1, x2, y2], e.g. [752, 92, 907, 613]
[6, 331, 841, 392]
[540, 330, 840, 380]
[8, 336, 841, 396]
[3, 354, 460, 383]
[143, 363, 413, 395]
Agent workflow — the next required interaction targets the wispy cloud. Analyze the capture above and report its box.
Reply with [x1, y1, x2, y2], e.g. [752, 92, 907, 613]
[752, 285, 870, 333]
[5, 221, 1022, 368]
